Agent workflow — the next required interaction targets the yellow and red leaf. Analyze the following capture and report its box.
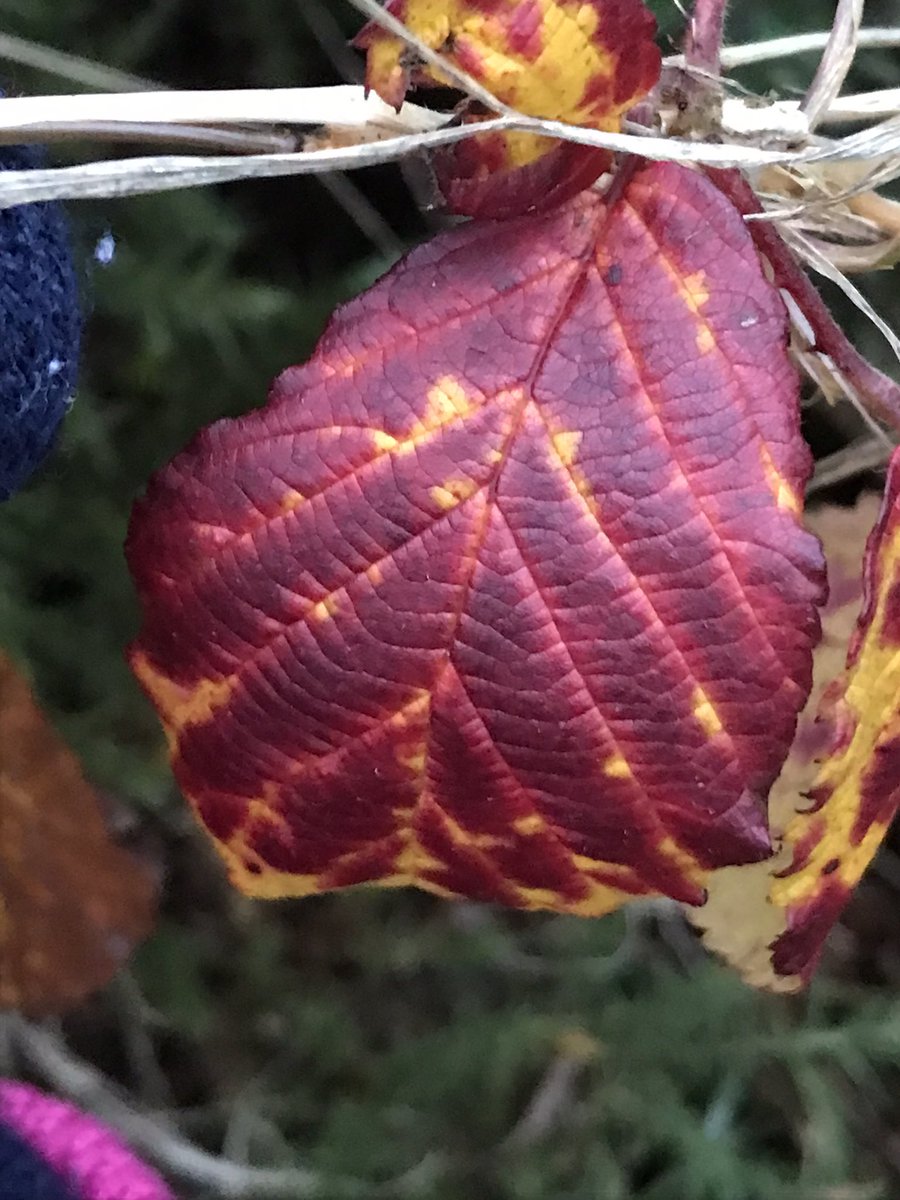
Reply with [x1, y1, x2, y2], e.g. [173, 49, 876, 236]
[692, 464, 900, 990]
[128, 163, 824, 915]
[0, 654, 156, 1014]
[773, 452, 900, 980]
[355, 0, 661, 217]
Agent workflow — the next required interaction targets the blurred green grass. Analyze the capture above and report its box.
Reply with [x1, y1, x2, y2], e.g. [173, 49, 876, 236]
[2, 2, 900, 1197]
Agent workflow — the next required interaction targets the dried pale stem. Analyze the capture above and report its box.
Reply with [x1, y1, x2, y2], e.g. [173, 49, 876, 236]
[801, 0, 864, 131]
[0, 86, 446, 137]
[665, 26, 900, 69]
[787, 226, 900, 371]
[8, 19, 899, 90]
[810, 437, 894, 493]
[2, 8, 900, 207]
[4, 85, 899, 144]
[9, 90, 900, 209]
[822, 88, 900, 123]
[0, 121, 296, 154]
[850, 190, 900, 236]
[7, 109, 886, 210]
[501, 1057, 585, 1150]
[318, 170, 404, 258]
[748, 152, 900, 232]
[0, 31, 151, 92]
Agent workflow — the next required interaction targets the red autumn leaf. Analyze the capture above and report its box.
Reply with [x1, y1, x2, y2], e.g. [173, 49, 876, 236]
[691, 464, 900, 989]
[424, 122, 615, 223]
[0, 653, 156, 1015]
[127, 162, 824, 914]
[355, 0, 661, 217]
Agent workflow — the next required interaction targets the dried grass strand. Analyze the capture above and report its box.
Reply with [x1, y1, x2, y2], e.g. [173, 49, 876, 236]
[0, 85, 447, 136]
[0, 120, 296, 154]
[665, 26, 900, 69]
[815, 88, 900, 123]
[5, 97, 900, 209]
[0, 31, 151, 92]
[800, 0, 864, 130]
[809, 436, 895, 493]
[788, 226, 900, 371]
[2, 12, 900, 209]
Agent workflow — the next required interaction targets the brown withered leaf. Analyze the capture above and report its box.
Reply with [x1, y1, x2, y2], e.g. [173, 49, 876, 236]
[0, 654, 156, 1014]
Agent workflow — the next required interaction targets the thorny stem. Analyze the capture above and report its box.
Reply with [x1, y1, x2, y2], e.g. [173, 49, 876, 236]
[685, 0, 729, 79]
[671, 0, 729, 135]
[709, 168, 900, 437]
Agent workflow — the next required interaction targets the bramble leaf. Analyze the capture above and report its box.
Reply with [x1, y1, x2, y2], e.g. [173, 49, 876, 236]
[128, 163, 824, 914]
[0, 654, 156, 1014]
[355, 0, 661, 217]
[774, 453, 900, 980]
[692, 460, 900, 990]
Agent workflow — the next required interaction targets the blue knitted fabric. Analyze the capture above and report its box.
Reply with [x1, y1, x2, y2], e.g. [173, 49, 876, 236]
[0, 1121, 77, 1200]
[0, 143, 81, 501]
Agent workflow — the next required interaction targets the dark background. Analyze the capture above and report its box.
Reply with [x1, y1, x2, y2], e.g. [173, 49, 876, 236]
[2, 2, 900, 1197]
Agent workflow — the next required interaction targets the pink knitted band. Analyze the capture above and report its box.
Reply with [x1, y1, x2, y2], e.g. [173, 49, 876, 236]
[0, 1081, 174, 1200]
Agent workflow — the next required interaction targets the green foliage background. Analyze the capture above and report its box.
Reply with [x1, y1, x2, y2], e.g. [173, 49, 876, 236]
[2, 2, 900, 1197]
